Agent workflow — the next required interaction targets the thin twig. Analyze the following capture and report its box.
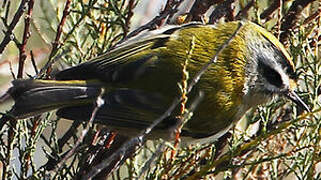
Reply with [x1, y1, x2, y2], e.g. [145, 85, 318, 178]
[275, 0, 283, 39]
[185, 109, 318, 180]
[8, 62, 16, 80]
[53, 88, 105, 172]
[123, 0, 135, 37]
[209, 0, 235, 24]
[45, 0, 71, 75]
[163, 91, 205, 176]
[235, 0, 254, 20]
[303, 9, 321, 25]
[186, 0, 219, 22]
[260, 0, 281, 20]
[119, 0, 183, 43]
[0, 0, 29, 54]
[30, 50, 38, 74]
[280, 0, 317, 44]
[0, 1, 34, 174]
[137, 143, 166, 179]
[57, 121, 82, 152]
[1, 0, 8, 9]
[17, 0, 34, 78]
[23, 115, 41, 176]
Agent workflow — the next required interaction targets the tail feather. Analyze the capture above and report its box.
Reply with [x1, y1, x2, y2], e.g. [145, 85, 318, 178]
[8, 79, 102, 119]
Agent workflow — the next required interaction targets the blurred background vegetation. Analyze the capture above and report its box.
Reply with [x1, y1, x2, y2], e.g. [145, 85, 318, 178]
[0, 0, 320, 179]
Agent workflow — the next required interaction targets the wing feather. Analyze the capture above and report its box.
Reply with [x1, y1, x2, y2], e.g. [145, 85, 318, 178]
[55, 35, 170, 82]
[56, 89, 171, 130]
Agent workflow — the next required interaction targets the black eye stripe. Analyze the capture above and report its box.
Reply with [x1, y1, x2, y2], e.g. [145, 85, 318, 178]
[258, 61, 283, 87]
[261, 35, 297, 80]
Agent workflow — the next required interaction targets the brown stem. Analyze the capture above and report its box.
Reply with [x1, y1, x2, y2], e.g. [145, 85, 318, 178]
[30, 50, 38, 74]
[17, 0, 34, 78]
[123, 0, 135, 37]
[260, 0, 281, 20]
[209, 0, 236, 24]
[0, 0, 29, 54]
[235, 0, 254, 20]
[280, 0, 317, 44]
[45, 0, 71, 75]
[303, 10, 321, 25]
[121, 0, 183, 42]
[187, 0, 221, 22]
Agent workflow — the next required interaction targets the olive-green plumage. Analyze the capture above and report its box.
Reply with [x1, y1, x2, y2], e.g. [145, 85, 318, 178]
[5, 21, 308, 140]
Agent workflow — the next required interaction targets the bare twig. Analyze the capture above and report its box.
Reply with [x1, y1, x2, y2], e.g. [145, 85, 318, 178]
[260, 0, 281, 20]
[136, 143, 166, 179]
[49, 0, 71, 59]
[53, 88, 106, 172]
[73, 133, 129, 179]
[4, 1, 11, 28]
[0, 0, 29, 54]
[303, 9, 321, 25]
[120, 0, 183, 42]
[209, 0, 235, 24]
[17, 0, 34, 78]
[23, 115, 41, 177]
[185, 109, 317, 180]
[45, 0, 71, 75]
[82, 97, 179, 179]
[4, 118, 17, 180]
[186, 0, 220, 22]
[1, 1, 33, 176]
[163, 91, 205, 176]
[30, 50, 39, 74]
[123, 0, 136, 37]
[1, 0, 8, 9]
[280, 0, 317, 44]
[275, 0, 283, 39]
[57, 121, 82, 152]
[8, 62, 16, 80]
[235, 0, 254, 20]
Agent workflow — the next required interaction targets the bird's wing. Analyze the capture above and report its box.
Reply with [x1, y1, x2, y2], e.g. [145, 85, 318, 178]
[56, 89, 179, 135]
[55, 34, 171, 82]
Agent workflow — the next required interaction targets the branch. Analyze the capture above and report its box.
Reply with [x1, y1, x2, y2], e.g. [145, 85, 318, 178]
[53, 88, 106, 172]
[186, 0, 221, 22]
[185, 109, 317, 180]
[17, 0, 34, 78]
[235, 0, 254, 20]
[279, 0, 317, 44]
[123, 0, 136, 37]
[209, 0, 235, 24]
[45, 0, 71, 76]
[260, 0, 281, 20]
[120, 0, 183, 42]
[30, 50, 39, 74]
[0, 0, 29, 54]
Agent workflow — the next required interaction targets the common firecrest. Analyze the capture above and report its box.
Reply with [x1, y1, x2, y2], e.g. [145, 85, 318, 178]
[2, 21, 309, 141]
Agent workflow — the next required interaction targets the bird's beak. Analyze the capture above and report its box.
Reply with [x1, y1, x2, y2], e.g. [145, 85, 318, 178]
[285, 91, 310, 112]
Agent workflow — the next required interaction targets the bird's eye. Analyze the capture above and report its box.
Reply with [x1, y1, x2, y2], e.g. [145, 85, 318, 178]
[259, 62, 283, 87]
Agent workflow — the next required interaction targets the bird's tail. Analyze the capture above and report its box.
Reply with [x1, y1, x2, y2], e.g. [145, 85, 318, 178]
[6, 79, 103, 119]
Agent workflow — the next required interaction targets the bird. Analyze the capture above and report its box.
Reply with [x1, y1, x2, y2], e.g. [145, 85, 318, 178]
[1, 21, 309, 142]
